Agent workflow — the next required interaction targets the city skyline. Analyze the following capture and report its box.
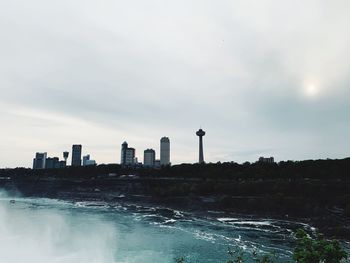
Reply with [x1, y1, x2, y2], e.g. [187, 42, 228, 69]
[1, 1, 350, 168]
[31, 136, 170, 168]
[30, 133, 279, 169]
[28, 134, 287, 170]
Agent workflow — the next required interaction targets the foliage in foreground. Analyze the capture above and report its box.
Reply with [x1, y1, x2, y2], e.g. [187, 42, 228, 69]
[176, 229, 349, 263]
[293, 229, 348, 263]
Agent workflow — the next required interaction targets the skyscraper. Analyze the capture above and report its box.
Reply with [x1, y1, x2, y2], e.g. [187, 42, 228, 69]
[121, 141, 128, 165]
[160, 137, 170, 166]
[196, 129, 205, 164]
[144, 149, 156, 167]
[71, 144, 82, 167]
[120, 141, 135, 166]
[33, 152, 47, 169]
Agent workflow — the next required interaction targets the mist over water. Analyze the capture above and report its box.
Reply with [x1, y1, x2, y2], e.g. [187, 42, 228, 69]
[0, 195, 116, 262]
[0, 192, 308, 263]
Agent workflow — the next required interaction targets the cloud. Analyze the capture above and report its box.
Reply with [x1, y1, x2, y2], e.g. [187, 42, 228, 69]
[0, 0, 350, 167]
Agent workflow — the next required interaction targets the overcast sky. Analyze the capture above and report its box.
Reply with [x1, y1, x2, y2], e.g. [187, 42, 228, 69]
[1, 0, 350, 168]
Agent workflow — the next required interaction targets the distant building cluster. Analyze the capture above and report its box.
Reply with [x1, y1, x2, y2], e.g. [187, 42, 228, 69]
[32, 144, 96, 169]
[258, 156, 275, 163]
[31, 129, 213, 170]
[121, 137, 171, 168]
[30, 130, 281, 170]
[33, 136, 172, 170]
[33, 152, 66, 169]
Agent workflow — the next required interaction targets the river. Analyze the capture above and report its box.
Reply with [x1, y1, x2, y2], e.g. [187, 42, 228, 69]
[0, 195, 315, 263]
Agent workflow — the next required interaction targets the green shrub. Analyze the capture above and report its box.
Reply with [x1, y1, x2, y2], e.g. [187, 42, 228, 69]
[293, 229, 348, 263]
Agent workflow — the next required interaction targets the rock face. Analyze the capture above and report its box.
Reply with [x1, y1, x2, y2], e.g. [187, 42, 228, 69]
[2, 176, 349, 215]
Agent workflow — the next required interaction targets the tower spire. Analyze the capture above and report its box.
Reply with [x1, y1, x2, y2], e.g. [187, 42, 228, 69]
[196, 128, 206, 164]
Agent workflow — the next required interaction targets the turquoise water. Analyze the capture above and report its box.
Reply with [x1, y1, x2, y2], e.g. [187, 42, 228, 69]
[0, 196, 312, 263]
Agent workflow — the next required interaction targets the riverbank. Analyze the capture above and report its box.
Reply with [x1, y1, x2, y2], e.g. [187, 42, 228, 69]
[1, 159, 350, 240]
[0, 175, 348, 240]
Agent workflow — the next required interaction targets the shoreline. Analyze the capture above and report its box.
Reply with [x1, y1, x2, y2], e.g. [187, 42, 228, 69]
[2, 181, 349, 241]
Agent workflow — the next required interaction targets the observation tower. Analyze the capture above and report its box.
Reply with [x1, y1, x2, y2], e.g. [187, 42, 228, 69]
[196, 129, 206, 164]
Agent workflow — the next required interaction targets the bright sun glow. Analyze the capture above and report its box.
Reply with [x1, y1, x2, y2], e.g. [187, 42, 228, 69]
[304, 83, 320, 98]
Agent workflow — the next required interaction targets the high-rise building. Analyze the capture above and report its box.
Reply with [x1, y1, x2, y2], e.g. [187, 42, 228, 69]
[33, 152, 47, 169]
[144, 149, 156, 167]
[160, 137, 170, 166]
[71, 144, 82, 167]
[196, 129, 206, 164]
[125, 148, 135, 165]
[121, 141, 128, 165]
[121, 141, 135, 166]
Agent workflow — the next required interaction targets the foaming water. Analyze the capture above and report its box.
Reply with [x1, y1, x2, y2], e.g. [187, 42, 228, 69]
[0, 194, 310, 263]
[0, 195, 118, 263]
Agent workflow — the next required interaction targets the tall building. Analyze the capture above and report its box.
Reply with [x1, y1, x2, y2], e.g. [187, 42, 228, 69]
[144, 149, 156, 167]
[196, 129, 206, 164]
[160, 137, 170, 166]
[120, 141, 135, 166]
[71, 144, 82, 167]
[33, 152, 47, 169]
[121, 141, 128, 165]
[125, 148, 135, 165]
